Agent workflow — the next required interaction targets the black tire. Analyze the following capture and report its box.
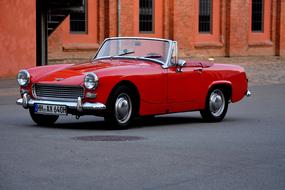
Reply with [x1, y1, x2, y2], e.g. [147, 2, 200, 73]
[29, 108, 59, 126]
[104, 85, 137, 129]
[200, 88, 228, 122]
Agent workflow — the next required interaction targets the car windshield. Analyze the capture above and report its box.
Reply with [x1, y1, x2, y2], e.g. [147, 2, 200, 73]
[95, 38, 171, 64]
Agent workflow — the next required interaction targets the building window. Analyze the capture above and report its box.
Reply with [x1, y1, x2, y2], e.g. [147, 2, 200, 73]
[139, 0, 153, 32]
[199, 0, 212, 33]
[70, 0, 87, 33]
[251, 0, 264, 32]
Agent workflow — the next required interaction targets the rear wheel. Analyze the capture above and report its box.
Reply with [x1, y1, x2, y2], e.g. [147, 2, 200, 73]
[104, 86, 136, 129]
[29, 108, 59, 126]
[200, 88, 228, 122]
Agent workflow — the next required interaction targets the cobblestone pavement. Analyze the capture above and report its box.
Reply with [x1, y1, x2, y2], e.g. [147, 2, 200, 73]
[46, 56, 285, 87]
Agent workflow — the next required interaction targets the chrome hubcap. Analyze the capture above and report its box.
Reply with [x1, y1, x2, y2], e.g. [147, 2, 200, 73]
[115, 93, 132, 124]
[209, 89, 225, 117]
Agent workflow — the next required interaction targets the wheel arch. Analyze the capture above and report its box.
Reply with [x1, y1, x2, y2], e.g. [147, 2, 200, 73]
[207, 81, 232, 102]
[106, 80, 141, 115]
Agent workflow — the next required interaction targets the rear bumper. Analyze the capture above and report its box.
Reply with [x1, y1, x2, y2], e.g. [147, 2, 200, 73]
[16, 93, 106, 112]
[246, 90, 251, 97]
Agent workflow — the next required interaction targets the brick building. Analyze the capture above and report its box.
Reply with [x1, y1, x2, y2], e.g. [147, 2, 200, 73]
[49, 0, 285, 59]
[1, 0, 285, 78]
[0, 0, 36, 78]
[0, 0, 84, 78]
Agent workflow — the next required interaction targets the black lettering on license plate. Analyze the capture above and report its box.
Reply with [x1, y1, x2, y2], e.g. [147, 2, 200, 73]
[35, 104, 67, 115]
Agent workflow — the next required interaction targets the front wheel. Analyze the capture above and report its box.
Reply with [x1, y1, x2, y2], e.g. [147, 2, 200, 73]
[104, 86, 136, 129]
[200, 88, 228, 122]
[29, 108, 59, 126]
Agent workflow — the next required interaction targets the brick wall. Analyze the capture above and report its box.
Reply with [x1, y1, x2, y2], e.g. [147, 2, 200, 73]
[0, 0, 36, 78]
[48, 0, 285, 59]
[119, 0, 134, 36]
[227, 0, 248, 56]
[48, 0, 100, 61]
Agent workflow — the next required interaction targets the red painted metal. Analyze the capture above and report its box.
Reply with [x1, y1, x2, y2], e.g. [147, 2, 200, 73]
[20, 59, 248, 116]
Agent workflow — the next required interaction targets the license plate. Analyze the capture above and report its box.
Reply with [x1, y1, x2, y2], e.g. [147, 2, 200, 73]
[34, 104, 67, 115]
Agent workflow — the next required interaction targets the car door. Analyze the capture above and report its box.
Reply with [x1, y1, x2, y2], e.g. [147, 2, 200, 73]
[167, 62, 205, 112]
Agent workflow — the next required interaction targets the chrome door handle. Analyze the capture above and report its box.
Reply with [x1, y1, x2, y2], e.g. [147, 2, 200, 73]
[194, 68, 203, 72]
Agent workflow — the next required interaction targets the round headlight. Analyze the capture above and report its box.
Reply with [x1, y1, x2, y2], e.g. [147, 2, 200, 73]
[17, 70, 30, 87]
[84, 73, 98, 90]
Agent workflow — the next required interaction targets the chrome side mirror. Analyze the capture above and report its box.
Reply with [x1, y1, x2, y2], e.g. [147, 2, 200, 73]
[176, 59, 186, 72]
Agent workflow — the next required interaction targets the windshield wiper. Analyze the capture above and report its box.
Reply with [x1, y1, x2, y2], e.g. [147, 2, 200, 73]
[144, 55, 162, 59]
[117, 50, 135, 56]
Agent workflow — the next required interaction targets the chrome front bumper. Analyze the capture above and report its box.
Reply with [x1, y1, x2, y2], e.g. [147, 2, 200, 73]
[16, 94, 106, 112]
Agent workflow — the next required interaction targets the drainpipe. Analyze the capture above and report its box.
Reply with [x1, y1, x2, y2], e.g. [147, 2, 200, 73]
[117, 0, 120, 36]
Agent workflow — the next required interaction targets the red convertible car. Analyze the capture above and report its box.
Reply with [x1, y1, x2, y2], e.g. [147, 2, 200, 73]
[16, 37, 250, 129]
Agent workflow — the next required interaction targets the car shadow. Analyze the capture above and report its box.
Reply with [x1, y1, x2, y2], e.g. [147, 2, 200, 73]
[40, 115, 205, 131]
[134, 116, 203, 128]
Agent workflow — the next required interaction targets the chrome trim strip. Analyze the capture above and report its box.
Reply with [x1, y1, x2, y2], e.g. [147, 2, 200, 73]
[107, 36, 172, 42]
[16, 98, 106, 111]
[164, 41, 175, 69]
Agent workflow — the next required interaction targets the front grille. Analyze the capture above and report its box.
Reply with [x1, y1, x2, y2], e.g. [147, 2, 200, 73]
[34, 84, 84, 100]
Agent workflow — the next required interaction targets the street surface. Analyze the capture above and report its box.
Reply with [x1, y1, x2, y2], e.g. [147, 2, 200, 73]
[0, 80, 285, 190]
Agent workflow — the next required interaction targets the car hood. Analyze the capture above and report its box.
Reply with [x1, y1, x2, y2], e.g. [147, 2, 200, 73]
[35, 59, 154, 85]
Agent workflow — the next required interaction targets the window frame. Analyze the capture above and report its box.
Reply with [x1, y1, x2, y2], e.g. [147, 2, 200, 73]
[248, 0, 271, 44]
[195, 0, 221, 45]
[198, 0, 213, 34]
[69, 0, 88, 34]
[251, 0, 264, 33]
[139, 0, 155, 33]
